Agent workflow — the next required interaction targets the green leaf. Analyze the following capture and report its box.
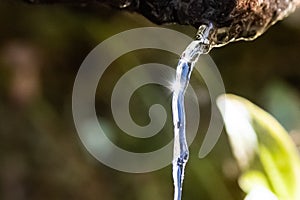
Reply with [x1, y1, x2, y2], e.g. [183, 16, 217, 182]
[217, 94, 300, 200]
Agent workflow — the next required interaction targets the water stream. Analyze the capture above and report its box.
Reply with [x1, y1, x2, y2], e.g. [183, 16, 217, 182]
[171, 23, 215, 200]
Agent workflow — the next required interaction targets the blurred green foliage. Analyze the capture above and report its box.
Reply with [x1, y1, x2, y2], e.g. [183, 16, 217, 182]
[218, 94, 300, 200]
[0, 1, 299, 200]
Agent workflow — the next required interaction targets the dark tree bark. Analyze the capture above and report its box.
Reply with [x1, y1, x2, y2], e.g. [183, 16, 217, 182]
[24, 0, 299, 45]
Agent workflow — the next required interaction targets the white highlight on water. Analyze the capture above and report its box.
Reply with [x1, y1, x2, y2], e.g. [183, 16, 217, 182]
[172, 23, 215, 200]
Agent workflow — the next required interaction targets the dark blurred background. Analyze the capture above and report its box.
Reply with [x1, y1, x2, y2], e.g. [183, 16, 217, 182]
[0, 1, 299, 200]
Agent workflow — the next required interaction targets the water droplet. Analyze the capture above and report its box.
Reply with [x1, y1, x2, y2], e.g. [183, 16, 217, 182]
[117, 0, 132, 8]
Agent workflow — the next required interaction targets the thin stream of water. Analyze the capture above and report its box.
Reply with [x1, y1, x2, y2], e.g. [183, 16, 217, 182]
[172, 23, 215, 200]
